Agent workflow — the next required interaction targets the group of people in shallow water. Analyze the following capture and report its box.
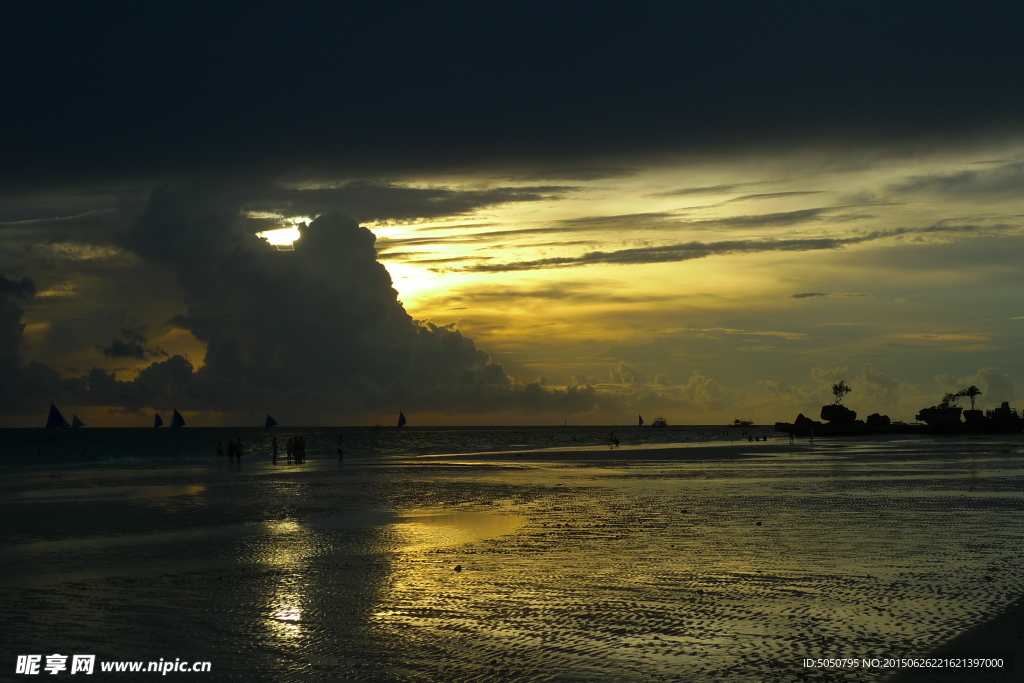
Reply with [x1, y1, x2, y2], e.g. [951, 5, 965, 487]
[216, 439, 246, 460]
[216, 434, 345, 465]
[272, 435, 307, 464]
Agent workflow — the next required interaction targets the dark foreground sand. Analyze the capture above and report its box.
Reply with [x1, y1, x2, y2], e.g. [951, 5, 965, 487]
[888, 598, 1024, 682]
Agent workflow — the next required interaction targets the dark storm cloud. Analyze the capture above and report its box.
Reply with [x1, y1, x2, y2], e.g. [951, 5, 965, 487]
[0, 275, 35, 299]
[457, 224, 998, 273]
[248, 183, 575, 224]
[0, 191, 133, 223]
[0, 186, 606, 417]
[4, 6, 1024, 188]
[0, 210, 126, 245]
[101, 326, 167, 360]
[101, 339, 148, 360]
[0, 275, 68, 410]
[790, 292, 869, 299]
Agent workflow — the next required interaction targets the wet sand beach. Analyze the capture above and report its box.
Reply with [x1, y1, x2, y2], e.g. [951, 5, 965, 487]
[886, 596, 1024, 683]
[3, 434, 1024, 681]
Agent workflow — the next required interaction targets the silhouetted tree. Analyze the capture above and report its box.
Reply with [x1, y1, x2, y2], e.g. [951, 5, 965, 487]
[960, 385, 982, 411]
[832, 380, 852, 405]
[939, 392, 961, 409]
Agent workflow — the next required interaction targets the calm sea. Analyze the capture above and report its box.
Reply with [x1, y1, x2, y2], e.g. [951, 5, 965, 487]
[0, 424, 773, 470]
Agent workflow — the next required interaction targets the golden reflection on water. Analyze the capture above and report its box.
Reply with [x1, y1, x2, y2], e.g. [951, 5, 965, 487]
[390, 511, 524, 552]
[371, 511, 524, 625]
[260, 519, 312, 646]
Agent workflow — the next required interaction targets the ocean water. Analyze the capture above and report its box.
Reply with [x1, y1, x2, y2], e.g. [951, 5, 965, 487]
[0, 424, 770, 469]
[3, 430, 1024, 681]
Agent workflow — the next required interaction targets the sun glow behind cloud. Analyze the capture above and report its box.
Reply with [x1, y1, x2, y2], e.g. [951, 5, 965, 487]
[252, 212, 317, 248]
[257, 226, 302, 246]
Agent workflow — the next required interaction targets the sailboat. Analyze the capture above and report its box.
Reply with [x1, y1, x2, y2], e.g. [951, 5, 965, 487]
[170, 409, 186, 429]
[45, 403, 71, 429]
[397, 411, 407, 428]
[638, 415, 644, 426]
[71, 415, 85, 428]
[265, 414, 278, 428]
[154, 413, 164, 428]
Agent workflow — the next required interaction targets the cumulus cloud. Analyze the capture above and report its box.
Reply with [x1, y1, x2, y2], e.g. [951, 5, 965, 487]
[0, 186, 626, 420]
[936, 368, 1018, 407]
[852, 365, 925, 414]
[810, 366, 849, 388]
[91, 188, 524, 414]
[735, 365, 927, 422]
[595, 363, 731, 415]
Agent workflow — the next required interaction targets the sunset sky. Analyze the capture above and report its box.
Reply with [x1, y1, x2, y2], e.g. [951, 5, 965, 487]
[3, 5, 1024, 426]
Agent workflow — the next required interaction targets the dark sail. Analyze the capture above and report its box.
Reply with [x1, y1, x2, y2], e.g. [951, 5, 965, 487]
[45, 403, 70, 429]
[71, 415, 85, 428]
[170, 409, 186, 429]
[154, 413, 164, 428]
[265, 414, 278, 428]
[397, 411, 407, 428]
[638, 415, 644, 426]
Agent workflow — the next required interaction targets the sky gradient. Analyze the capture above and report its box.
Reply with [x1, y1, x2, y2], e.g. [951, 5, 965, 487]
[3, 5, 1024, 426]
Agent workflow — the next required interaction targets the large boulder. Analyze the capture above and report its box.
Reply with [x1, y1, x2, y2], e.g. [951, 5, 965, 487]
[866, 413, 890, 428]
[794, 413, 823, 429]
[820, 404, 857, 423]
[962, 409, 986, 424]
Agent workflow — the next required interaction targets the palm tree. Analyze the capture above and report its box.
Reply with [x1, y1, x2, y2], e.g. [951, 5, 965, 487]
[960, 385, 982, 411]
[832, 380, 852, 405]
[939, 392, 961, 409]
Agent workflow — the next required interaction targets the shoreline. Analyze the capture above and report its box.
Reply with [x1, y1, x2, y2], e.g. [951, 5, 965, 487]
[409, 431, 1024, 463]
[409, 441, 807, 463]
